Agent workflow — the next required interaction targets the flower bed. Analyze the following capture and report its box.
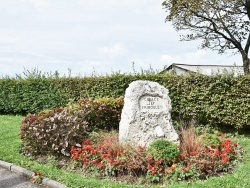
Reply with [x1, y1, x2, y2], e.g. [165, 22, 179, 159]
[70, 128, 242, 184]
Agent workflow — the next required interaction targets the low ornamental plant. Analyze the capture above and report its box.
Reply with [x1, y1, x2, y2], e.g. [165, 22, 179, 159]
[146, 140, 180, 163]
[179, 128, 242, 180]
[145, 140, 180, 183]
[20, 97, 123, 156]
[70, 134, 148, 177]
[70, 131, 242, 184]
[31, 172, 43, 184]
[187, 138, 240, 178]
[179, 124, 201, 157]
[20, 107, 88, 156]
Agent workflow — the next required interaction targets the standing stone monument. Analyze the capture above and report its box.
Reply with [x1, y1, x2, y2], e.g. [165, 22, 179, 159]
[119, 80, 179, 147]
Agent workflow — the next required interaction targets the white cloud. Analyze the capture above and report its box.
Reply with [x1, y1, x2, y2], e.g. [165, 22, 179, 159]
[88, 60, 101, 66]
[99, 43, 127, 56]
[182, 50, 208, 64]
[161, 50, 208, 65]
[28, 0, 50, 9]
[161, 55, 176, 65]
[76, 0, 149, 10]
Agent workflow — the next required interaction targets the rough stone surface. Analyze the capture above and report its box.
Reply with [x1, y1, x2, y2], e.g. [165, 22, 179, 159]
[119, 80, 179, 147]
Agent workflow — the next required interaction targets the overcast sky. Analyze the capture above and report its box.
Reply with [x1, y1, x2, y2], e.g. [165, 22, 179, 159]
[0, 0, 242, 77]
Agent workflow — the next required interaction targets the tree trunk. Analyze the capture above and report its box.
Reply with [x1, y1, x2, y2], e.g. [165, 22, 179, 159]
[246, 0, 250, 20]
[242, 53, 250, 74]
[245, 1, 250, 74]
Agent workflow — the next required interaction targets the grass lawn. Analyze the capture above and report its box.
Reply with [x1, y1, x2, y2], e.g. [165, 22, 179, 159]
[0, 115, 250, 188]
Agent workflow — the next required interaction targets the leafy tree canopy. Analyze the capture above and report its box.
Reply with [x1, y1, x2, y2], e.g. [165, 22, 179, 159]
[162, 0, 250, 74]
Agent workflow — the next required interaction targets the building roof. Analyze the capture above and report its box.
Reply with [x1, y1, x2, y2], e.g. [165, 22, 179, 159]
[165, 63, 244, 76]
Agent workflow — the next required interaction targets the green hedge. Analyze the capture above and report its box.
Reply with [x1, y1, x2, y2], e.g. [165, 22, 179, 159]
[0, 78, 68, 114]
[1, 74, 250, 129]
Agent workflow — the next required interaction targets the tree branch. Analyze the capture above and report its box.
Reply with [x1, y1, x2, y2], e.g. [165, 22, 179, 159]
[216, 11, 243, 49]
[194, 13, 238, 47]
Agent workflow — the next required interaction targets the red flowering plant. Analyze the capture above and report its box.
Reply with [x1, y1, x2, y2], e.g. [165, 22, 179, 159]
[31, 172, 43, 184]
[145, 140, 180, 182]
[181, 136, 241, 179]
[70, 129, 242, 184]
[158, 126, 242, 183]
[70, 133, 148, 177]
[146, 157, 165, 182]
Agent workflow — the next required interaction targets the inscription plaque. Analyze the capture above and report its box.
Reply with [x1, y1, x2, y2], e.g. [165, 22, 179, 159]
[140, 96, 165, 112]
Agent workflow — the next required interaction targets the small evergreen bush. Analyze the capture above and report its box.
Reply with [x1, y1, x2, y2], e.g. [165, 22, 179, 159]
[147, 140, 179, 163]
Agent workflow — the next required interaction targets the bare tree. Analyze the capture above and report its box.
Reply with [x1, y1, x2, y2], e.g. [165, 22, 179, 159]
[162, 0, 250, 74]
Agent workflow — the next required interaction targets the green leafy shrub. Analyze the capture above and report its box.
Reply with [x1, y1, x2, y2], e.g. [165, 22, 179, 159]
[199, 133, 222, 147]
[20, 97, 123, 156]
[146, 140, 179, 163]
[20, 107, 88, 156]
[77, 97, 124, 131]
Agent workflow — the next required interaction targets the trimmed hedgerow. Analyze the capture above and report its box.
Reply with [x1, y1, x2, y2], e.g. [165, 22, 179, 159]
[0, 77, 68, 114]
[168, 74, 250, 129]
[2, 73, 250, 129]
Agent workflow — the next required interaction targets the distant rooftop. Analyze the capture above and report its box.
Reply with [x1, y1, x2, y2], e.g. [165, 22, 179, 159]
[164, 63, 244, 76]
